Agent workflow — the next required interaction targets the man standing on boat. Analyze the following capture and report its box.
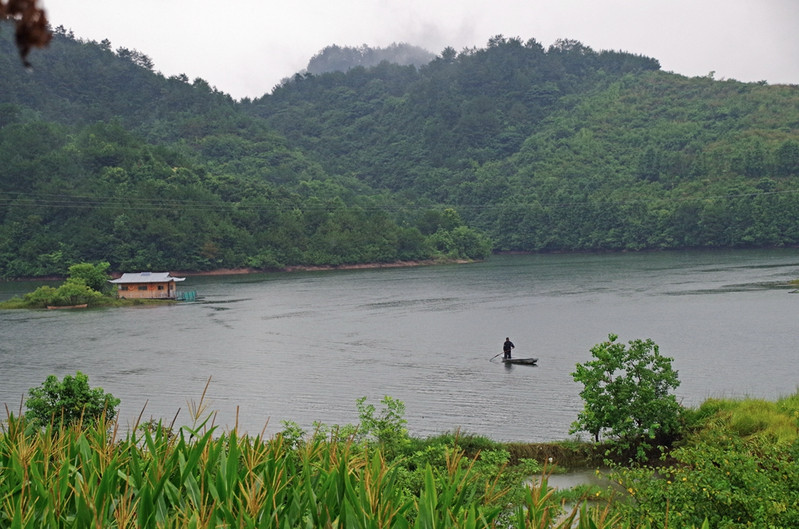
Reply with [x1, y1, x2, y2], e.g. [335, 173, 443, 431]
[503, 337, 515, 359]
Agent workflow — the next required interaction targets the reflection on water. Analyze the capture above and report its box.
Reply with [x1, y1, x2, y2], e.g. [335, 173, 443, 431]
[1, 249, 798, 442]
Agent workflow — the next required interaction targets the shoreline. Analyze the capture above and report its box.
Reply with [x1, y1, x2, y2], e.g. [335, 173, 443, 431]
[6, 246, 796, 282]
[173, 259, 471, 278]
[5, 259, 473, 282]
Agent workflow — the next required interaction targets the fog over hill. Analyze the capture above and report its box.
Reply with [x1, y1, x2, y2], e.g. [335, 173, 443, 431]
[305, 43, 436, 76]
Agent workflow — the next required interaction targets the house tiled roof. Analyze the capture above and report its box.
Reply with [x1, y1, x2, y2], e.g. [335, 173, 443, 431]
[109, 272, 186, 284]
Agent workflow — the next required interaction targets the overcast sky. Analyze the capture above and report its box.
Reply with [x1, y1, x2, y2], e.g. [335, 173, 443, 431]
[40, 0, 799, 100]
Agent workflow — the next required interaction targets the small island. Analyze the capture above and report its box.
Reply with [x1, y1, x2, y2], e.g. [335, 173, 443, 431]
[0, 262, 193, 309]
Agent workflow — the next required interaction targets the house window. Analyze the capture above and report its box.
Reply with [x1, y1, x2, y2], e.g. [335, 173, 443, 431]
[120, 286, 129, 291]
[157, 285, 164, 290]
[138, 285, 147, 291]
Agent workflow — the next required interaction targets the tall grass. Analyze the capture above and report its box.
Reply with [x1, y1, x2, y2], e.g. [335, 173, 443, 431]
[1, 413, 705, 528]
[694, 396, 799, 443]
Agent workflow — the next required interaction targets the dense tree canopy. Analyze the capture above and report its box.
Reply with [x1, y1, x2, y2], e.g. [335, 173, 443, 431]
[1, 28, 798, 279]
[251, 37, 799, 254]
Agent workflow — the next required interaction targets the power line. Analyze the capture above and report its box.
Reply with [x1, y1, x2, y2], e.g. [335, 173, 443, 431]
[1, 188, 798, 214]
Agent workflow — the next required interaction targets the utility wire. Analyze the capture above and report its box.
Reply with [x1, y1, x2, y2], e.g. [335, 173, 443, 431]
[1, 188, 798, 213]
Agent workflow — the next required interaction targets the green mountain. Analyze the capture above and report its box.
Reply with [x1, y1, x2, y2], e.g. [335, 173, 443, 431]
[1, 28, 798, 279]
[247, 36, 799, 251]
[0, 26, 488, 278]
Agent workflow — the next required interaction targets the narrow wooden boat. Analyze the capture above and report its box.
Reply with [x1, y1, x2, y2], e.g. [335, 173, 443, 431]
[46, 303, 88, 310]
[502, 357, 538, 365]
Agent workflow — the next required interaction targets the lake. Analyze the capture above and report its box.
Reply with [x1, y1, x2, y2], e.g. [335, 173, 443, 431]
[1, 249, 797, 442]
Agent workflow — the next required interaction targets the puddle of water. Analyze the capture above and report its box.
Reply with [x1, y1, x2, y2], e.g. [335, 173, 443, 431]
[535, 469, 610, 490]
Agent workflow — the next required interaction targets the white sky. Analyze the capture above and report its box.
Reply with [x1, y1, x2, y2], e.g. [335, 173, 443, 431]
[41, 0, 799, 100]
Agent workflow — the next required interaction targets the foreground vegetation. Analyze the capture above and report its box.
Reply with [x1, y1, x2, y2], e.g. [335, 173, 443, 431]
[610, 394, 799, 528]
[0, 397, 636, 529]
[3, 364, 799, 527]
[2, 412, 593, 529]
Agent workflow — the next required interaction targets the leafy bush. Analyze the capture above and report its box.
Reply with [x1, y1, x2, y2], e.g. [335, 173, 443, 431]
[54, 278, 106, 306]
[21, 285, 59, 308]
[777, 391, 799, 421]
[25, 371, 121, 428]
[609, 393, 799, 528]
[411, 431, 502, 459]
[277, 396, 409, 452]
[356, 395, 410, 457]
[20, 278, 105, 308]
[612, 431, 799, 528]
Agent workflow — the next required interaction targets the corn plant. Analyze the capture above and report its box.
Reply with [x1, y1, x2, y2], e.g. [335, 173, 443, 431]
[2, 407, 718, 529]
[0, 415, 509, 528]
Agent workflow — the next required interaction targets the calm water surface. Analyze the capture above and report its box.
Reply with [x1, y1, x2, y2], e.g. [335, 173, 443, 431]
[1, 250, 797, 442]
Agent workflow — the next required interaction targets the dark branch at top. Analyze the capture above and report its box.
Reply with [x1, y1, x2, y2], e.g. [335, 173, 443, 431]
[1, 0, 52, 66]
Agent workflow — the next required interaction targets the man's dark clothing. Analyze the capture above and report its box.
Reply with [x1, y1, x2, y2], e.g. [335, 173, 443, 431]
[503, 339, 515, 359]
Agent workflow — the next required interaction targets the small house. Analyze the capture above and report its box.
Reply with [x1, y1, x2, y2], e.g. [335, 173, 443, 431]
[109, 272, 186, 299]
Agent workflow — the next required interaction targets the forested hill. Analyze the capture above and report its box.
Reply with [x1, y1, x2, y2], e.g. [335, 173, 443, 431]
[247, 36, 799, 251]
[250, 37, 662, 183]
[2, 29, 799, 279]
[0, 25, 493, 278]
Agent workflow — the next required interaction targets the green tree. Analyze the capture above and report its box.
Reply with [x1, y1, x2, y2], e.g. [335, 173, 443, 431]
[67, 261, 111, 292]
[25, 371, 121, 429]
[571, 334, 682, 455]
[449, 225, 492, 259]
[742, 139, 767, 178]
[637, 146, 661, 181]
[774, 139, 799, 176]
